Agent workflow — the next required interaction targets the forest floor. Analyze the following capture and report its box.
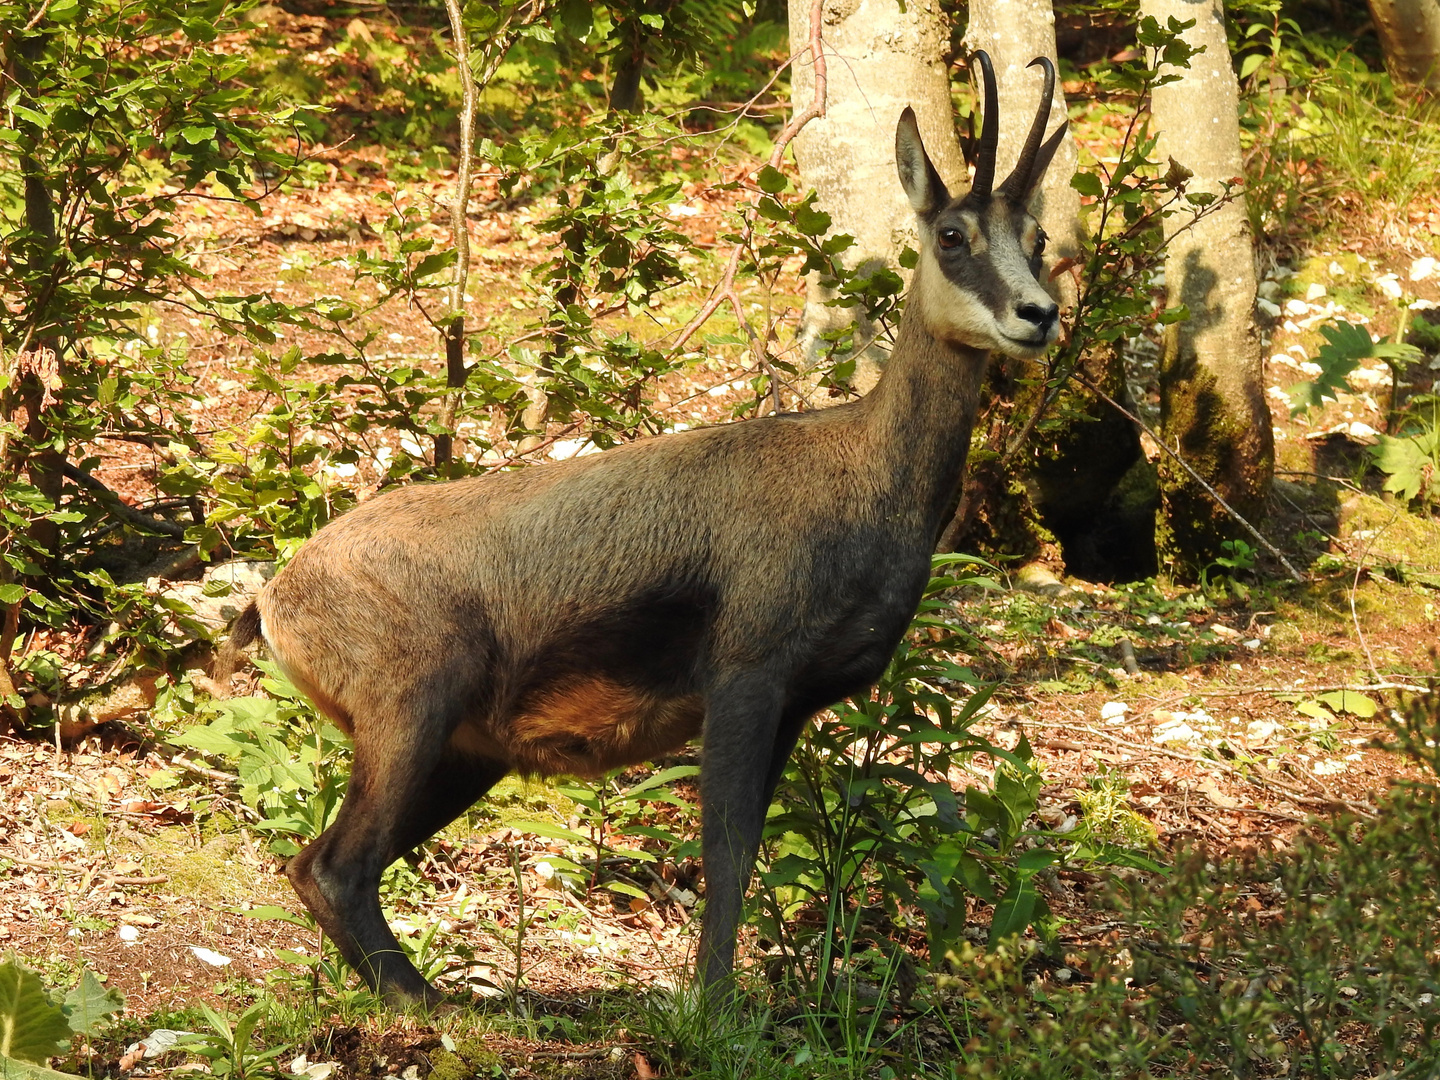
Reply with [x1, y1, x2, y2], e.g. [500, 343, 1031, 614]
[4, 8, 1440, 1078]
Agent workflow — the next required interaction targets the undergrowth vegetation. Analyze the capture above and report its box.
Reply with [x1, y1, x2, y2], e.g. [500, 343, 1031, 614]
[2, 0, 1440, 1076]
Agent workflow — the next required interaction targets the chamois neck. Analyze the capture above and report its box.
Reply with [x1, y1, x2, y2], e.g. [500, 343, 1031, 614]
[858, 302, 990, 534]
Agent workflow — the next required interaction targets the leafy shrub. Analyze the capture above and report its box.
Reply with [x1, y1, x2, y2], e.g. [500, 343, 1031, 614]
[756, 556, 1066, 995]
[0, 961, 122, 1080]
[170, 661, 349, 857]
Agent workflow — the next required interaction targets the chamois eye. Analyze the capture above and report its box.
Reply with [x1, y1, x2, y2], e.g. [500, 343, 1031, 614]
[938, 228, 964, 250]
[1033, 228, 1048, 257]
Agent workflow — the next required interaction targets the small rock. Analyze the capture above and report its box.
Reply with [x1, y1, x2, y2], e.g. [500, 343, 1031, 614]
[1015, 563, 1072, 598]
[1306, 282, 1327, 301]
[1246, 719, 1277, 743]
[154, 559, 275, 646]
[1100, 701, 1129, 723]
[1153, 720, 1202, 746]
[1412, 256, 1436, 283]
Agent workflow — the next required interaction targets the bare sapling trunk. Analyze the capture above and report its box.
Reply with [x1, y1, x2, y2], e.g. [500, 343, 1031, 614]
[1143, 0, 1273, 577]
[436, 0, 477, 467]
[436, 4, 536, 463]
[1367, 0, 1440, 93]
[1, 23, 67, 727]
[788, 0, 966, 392]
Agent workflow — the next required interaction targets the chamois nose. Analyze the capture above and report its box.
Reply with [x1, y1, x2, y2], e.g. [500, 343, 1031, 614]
[1016, 301, 1059, 335]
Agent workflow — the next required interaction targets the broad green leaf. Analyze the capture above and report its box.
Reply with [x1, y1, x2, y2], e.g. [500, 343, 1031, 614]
[987, 879, 1038, 945]
[1070, 171, 1104, 199]
[0, 1054, 85, 1080]
[1316, 690, 1378, 718]
[1371, 431, 1438, 504]
[60, 972, 120, 1036]
[1296, 700, 1335, 722]
[756, 165, 788, 194]
[0, 960, 71, 1065]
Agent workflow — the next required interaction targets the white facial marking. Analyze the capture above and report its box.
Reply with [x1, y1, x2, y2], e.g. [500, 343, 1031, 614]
[915, 202, 1059, 360]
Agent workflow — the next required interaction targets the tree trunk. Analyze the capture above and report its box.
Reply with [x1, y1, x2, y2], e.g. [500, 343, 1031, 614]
[961, 3, 1083, 309]
[1143, 0, 1272, 578]
[1367, 0, 1440, 93]
[787, 0, 965, 391]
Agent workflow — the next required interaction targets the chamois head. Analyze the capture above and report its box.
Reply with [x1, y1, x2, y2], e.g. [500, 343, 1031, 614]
[895, 51, 1068, 359]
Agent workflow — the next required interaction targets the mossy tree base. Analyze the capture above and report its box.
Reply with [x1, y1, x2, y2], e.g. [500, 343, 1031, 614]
[1155, 362, 1273, 580]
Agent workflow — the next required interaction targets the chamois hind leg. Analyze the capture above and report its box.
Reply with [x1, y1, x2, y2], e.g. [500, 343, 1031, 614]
[286, 708, 503, 1008]
[696, 672, 786, 989]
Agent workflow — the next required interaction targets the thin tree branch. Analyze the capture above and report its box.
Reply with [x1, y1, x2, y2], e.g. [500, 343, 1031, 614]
[60, 462, 187, 538]
[668, 0, 828, 366]
[1070, 370, 1304, 583]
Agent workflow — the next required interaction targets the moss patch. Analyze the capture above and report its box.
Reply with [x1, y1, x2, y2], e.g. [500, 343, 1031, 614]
[1338, 493, 1440, 574]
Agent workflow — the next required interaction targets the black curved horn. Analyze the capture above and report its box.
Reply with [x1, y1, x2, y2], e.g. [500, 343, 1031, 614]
[971, 50, 1000, 197]
[999, 56, 1056, 199]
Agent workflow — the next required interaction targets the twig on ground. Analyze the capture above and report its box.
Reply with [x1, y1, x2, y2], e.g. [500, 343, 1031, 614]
[1068, 722, 1376, 818]
[1, 852, 168, 886]
[172, 756, 240, 785]
[1347, 504, 1399, 685]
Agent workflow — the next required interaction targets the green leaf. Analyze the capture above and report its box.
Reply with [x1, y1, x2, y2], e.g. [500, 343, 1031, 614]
[555, 0, 593, 38]
[413, 250, 457, 280]
[756, 165, 788, 194]
[1015, 848, 1059, 873]
[507, 819, 588, 846]
[1239, 53, 1264, 79]
[0, 1054, 85, 1080]
[1316, 690, 1377, 718]
[987, 878, 1038, 945]
[607, 881, 649, 901]
[1371, 430, 1438, 504]
[0, 960, 72, 1064]
[240, 906, 313, 928]
[60, 972, 121, 1035]
[0, 585, 24, 606]
[1070, 171, 1104, 199]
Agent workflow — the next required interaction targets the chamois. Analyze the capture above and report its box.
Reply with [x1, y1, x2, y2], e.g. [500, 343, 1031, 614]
[217, 51, 1067, 1006]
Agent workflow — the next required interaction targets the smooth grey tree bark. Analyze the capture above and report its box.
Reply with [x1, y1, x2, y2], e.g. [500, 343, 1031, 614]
[1367, 0, 1440, 92]
[787, 0, 964, 391]
[961, 2, 1082, 308]
[1142, 0, 1273, 577]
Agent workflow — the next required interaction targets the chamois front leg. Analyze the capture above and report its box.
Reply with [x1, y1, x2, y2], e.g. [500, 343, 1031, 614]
[696, 673, 786, 989]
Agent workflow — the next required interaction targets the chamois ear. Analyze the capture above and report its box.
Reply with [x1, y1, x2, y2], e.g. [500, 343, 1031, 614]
[1026, 119, 1070, 195]
[895, 107, 949, 216]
